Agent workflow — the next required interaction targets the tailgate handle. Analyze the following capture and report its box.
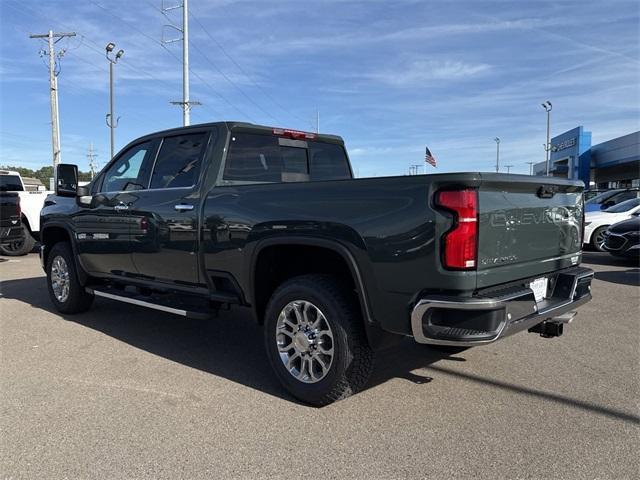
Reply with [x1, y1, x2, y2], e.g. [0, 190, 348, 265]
[537, 185, 557, 198]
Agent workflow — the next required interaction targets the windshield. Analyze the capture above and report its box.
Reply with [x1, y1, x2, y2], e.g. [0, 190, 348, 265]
[585, 189, 622, 205]
[0, 175, 24, 191]
[604, 197, 640, 213]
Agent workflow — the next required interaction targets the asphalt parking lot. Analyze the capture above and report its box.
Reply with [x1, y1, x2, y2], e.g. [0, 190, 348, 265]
[1, 252, 638, 479]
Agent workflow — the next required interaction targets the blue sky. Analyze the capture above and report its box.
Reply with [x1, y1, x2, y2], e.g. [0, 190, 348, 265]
[1, 0, 638, 177]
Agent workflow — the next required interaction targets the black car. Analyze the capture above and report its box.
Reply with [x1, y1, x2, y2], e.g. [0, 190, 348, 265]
[603, 213, 640, 257]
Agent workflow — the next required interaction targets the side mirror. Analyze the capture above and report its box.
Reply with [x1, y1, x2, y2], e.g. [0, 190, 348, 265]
[55, 164, 78, 197]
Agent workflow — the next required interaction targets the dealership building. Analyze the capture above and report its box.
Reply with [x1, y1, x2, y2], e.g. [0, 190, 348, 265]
[533, 127, 640, 189]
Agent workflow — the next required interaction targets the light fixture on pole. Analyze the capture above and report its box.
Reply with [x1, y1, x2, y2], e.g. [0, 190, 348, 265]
[494, 137, 500, 173]
[105, 42, 124, 160]
[541, 101, 552, 176]
[504, 164, 514, 173]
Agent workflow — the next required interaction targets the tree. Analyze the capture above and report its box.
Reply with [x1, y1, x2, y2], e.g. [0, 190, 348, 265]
[1, 165, 92, 185]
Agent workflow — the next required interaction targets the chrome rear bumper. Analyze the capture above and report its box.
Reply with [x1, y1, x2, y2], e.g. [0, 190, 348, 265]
[411, 267, 594, 347]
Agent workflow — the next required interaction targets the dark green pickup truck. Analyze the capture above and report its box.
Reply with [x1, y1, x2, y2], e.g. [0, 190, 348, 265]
[41, 122, 593, 405]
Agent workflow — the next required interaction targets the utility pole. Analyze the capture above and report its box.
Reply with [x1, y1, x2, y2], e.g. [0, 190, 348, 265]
[30, 30, 76, 167]
[411, 164, 422, 176]
[105, 42, 124, 160]
[542, 101, 552, 176]
[525, 161, 535, 175]
[164, 0, 200, 126]
[505, 165, 514, 173]
[316, 109, 320, 134]
[494, 137, 500, 173]
[87, 143, 98, 180]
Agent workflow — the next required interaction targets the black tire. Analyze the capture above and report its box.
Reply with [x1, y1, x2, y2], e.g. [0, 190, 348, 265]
[591, 226, 608, 252]
[45, 242, 94, 314]
[0, 225, 36, 256]
[264, 274, 374, 406]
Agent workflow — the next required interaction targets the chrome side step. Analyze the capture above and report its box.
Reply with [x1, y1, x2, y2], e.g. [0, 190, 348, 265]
[86, 287, 210, 319]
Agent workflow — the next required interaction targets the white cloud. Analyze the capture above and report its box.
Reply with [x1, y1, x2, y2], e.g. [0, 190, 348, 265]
[365, 59, 491, 86]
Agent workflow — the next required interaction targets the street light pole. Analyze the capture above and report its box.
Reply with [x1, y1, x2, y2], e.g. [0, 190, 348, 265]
[105, 42, 124, 160]
[494, 137, 500, 173]
[526, 161, 535, 175]
[542, 101, 552, 176]
[505, 165, 514, 173]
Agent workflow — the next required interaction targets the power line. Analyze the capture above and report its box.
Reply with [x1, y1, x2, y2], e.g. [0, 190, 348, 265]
[189, 41, 278, 123]
[186, 6, 305, 124]
[87, 0, 252, 121]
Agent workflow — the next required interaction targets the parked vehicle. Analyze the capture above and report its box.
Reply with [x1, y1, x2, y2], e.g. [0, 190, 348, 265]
[584, 198, 640, 251]
[0, 192, 24, 247]
[603, 214, 640, 258]
[584, 188, 640, 213]
[40, 122, 594, 405]
[583, 189, 609, 202]
[0, 170, 52, 255]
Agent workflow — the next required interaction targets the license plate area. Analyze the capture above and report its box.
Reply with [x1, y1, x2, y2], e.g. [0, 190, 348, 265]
[529, 277, 549, 303]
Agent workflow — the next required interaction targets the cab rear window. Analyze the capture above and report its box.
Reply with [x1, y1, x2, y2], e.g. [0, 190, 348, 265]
[0, 175, 23, 192]
[222, 133, 351, 184]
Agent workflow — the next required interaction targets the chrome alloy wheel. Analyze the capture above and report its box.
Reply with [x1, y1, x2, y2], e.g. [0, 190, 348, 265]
[50, 255, 70, 303]
[276, 300, 334, 383]
[595, 229, 607, 250]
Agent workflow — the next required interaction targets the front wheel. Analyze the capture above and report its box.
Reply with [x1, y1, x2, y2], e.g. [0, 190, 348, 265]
[264, 274, 374, 406]
[0, 225, 36, 256]
[591, 226, 608, 252]
[46, 242, 94, 314]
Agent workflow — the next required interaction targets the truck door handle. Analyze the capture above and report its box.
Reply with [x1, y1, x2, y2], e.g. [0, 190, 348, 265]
[174, 204, 194, 212]
[114, 203, 129, 211]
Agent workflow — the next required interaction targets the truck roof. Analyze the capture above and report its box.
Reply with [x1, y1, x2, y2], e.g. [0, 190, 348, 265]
[130, 121, 345, 146]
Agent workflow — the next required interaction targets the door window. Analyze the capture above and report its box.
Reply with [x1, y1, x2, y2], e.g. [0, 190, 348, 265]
[101, 141, 155, 192]
[149, 133, 208, 189]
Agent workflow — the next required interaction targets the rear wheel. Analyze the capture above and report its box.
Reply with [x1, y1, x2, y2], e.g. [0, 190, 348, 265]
[0, 225, 35, 256]
[46, 242, 94, 314]
[264, 274, 374, 406]
[591, 226, 608, 252]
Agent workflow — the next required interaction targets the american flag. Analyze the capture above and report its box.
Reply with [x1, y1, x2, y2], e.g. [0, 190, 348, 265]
[425, 146, 437, 168]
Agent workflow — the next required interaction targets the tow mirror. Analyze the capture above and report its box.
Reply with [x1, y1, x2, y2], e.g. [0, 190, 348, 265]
[55, 164, 78, 197]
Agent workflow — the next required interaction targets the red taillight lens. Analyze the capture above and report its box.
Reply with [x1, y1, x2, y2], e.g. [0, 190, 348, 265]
[436, 189, 478, 270]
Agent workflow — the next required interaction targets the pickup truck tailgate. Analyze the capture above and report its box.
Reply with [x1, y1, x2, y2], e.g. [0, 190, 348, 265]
[476, 174, 584, 288]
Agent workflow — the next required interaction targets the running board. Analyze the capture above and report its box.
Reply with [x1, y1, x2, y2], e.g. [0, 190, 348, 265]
[86, 287, 211, 320]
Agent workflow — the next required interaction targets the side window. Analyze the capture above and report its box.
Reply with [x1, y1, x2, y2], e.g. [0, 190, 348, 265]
[149, 133, 207, 189]
[309, 142, 351, 181]
[611, 191, 636, 203]
[101, 141, 155, 193]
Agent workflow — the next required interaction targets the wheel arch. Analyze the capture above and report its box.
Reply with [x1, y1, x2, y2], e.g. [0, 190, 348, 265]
[249, 236, 402, 351]
[41, 223, 88, 285]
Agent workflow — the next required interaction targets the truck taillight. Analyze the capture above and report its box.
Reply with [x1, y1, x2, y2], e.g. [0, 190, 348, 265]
[436, 189, 478, 270]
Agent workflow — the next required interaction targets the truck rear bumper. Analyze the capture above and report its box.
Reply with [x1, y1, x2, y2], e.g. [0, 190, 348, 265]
[411, 267, 594, 347]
